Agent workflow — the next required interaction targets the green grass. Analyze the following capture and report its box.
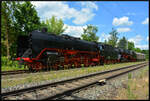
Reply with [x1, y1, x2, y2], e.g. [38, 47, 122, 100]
[127, 73, 136, 99]
[98, 65, 149, 100]
[2, 66, 26, 71]
[128, 73, 132, 79]
[2, 55, 147, 72]
[2, 61, 147, 88]
[1, 56, 26, 71]
[127, 84, 137, 99]
[127, 66, 149, 100]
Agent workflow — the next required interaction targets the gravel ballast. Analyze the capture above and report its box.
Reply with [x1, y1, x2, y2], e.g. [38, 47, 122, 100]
[59, 66, 149, 100]
[2, 63, 148, 100]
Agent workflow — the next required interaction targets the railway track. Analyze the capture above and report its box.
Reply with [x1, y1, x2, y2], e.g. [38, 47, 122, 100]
[1, 62, 148, 100]
[1, 62, 146, 76]
[1, 70, 30, 75]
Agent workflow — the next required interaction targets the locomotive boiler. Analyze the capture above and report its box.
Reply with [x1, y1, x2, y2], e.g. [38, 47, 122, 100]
[15, 29, 145, 71]
[16, 29, 102, 71]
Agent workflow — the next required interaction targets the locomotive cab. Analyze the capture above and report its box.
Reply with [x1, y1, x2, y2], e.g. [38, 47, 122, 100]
[98, 44, 104, 56]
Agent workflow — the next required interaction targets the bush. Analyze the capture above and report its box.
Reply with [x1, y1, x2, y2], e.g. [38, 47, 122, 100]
[2, 56, 18, 67]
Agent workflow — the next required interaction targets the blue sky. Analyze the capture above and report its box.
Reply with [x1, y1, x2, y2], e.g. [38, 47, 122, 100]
[31, 1, 149, 50]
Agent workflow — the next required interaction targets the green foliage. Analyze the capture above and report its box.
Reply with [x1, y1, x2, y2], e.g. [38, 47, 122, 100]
[1, 42, 7, 56]
[2, 57, 18, 67]
[127, 41, 149, 60]
[133, 48, 142, 53]
[128, 41, 135, 50]
[107, 28, 119, 47]
[41, 16, 67, 35]
[81, 24, 99, 42]
[13, 1, 41, 35]
[141, 50, 149, 54]
[128, 73, 132, 79]
[118, 36, 127, 49]
[1, 1, 12, 58]
[127, 84, 137, 99]
[2, 56, 26, 71]
[141, 50, 149, 59]
[1, 1, 40, 58]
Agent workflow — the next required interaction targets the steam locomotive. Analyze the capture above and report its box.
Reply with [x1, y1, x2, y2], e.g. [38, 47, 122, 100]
[15, 29, 145, 71]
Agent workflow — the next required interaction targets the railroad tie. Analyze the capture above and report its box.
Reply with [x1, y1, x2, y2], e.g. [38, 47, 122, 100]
[36, 89, 49, 96]
[65, 83, 79, 88]
[57, 85, 71, 90]
[71, 82, 83, 86]
[22, 93, 35, 100]
[50, 87, 60, 93]
[3, 96, 18, 100]
[78, 80, 90, 84]
[86, 78, 96, 82]
[93, 76, 103, 79]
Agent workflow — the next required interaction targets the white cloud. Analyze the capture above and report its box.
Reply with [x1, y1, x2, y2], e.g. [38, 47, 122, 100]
[142, 17, 149, 24]
[80, 2, 98, 10]
[147, 36, 149, 41]
[112, 16, 133, 26]
[128, 35, 143, 45]
[98, 32, 110, 42]
[135, 44, 149, 50]
[128, 35, 149, 50]
[63, 24, 87, 38]
[31, 1, 98, 25]
[72, 8, 95, 25]
[117, 28, 131, 32]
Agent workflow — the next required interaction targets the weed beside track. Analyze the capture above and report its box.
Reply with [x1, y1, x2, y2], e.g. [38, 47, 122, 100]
[2, 62, 148, 100]
[2, 61, 147, 88]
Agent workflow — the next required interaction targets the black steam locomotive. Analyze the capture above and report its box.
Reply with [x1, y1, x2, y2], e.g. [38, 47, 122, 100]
[15, 29, 145, 71]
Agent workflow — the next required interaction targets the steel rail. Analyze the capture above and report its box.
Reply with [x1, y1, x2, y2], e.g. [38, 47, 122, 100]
[1, 62, 146, 76]
[1, 62, 148, 100]
[1, 70, 30, 75]
[42, 62, 148, 100]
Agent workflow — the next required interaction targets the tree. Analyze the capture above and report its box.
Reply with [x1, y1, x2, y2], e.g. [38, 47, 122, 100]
[134, 48, 142, 53]
[141, 50, 149, 60]
[41, 16, 67, 35]
[107, 28, 119, 47]
[1, 1, 41, 58]
[118, 36, 127, 49]
[1, 1, 13, 58]
[128, 41, 135, 50]
[13, 1, 41, 35]
[104, 40, 108, 44]
[81, 24, 99, 42]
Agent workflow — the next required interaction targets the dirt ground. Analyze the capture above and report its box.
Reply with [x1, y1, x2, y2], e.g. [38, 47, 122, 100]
[113, 67, 149, 100]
